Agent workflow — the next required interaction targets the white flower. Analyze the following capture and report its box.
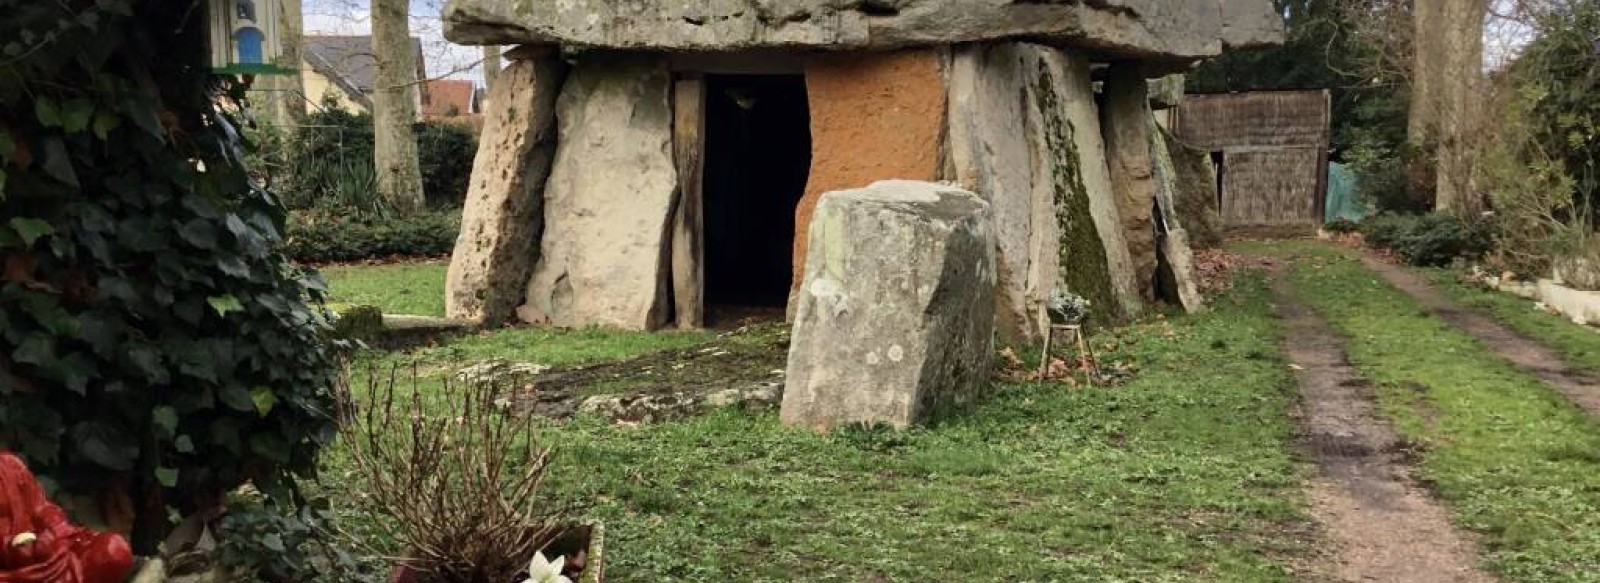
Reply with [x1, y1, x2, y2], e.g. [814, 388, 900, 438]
[524, 551, 572, 583]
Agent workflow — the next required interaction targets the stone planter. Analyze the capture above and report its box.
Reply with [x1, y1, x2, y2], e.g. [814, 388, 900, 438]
[387, 522, 605, 583]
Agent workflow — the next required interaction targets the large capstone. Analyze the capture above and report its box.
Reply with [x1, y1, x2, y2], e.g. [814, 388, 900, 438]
[781, 180, 997, 430]
[518, 54, 677, 329]
[444, 0, 1284, 68]
[446, 51, 566, 325]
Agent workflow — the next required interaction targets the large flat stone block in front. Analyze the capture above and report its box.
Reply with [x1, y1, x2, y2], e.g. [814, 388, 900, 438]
[445, 52, 566, 325]
[781, 180, 997, 430]
[518, 54, 677, 329]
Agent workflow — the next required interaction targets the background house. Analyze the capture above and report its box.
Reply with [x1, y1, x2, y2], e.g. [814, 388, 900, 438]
[301, 35, 426, 115]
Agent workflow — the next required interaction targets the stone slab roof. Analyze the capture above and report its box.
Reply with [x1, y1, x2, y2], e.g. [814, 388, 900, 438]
[442, 0, 1283, 63]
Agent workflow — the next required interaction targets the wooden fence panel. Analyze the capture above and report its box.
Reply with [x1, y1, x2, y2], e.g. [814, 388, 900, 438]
[1221, 148, 1321, 228]
[1175, 91, 1330, 151]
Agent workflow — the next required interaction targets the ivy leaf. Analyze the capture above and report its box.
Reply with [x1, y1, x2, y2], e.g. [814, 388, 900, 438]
[91, 111, 120, 140]
[155, 467, 178, 488]
[49, 352, 96, 395]
[12, 335, 54, 366]
[207, 295, 244, 316]
[219, 384, 255, 413]
[250, 386, 277, 417]
[9, 218, 56, 248]
[260, 533, 286, 553]
[179, 219, 218, 249]
[0, 169, 8, 201]
[39, 136, 79, 188]
[0, 131, 15, 161]
[174, 435, 195, 453]
[248, 433, 291, 463]
[69, 422, 137, 471]
[35, 98, 62, 127]
[61, 99, 94, 134]
[151, 406, 178, 437]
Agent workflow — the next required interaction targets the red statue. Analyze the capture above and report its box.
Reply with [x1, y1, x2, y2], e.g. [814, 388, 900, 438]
[0, 451, 132, 583]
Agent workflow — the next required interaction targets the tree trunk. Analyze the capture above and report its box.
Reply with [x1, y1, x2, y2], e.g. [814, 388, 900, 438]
[275, 0, 305, 124]
[371, 0, 426, 215]
[1408, 0, 1441, 146]
[482, 45, 501, 91]
[1434, 0, 1486, 217]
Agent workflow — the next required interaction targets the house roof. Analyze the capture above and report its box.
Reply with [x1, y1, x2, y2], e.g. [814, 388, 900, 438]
[422, 79, 478, 117]
[303, 35, 426, 111]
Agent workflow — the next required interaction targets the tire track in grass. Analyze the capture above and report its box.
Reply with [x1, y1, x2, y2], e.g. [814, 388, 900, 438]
[1360, 255, 1600, 418]
[1270, 269, 1497, 583]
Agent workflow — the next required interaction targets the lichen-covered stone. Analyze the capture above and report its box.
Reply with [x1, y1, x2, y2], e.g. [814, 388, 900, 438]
[1149, 118, 1204, 312]
[1164, 128, 1225, 249]
[948, 43, 1038, 342]
[443, 0, 1284, 68]
[1101, 67, 1161, 303]
[1028, 47, 1143, 323]
[950, 43, 1143, 335]
[518, 54, 677, 330]
[781, 181, 996, 430]
[446, 52, 567, 325]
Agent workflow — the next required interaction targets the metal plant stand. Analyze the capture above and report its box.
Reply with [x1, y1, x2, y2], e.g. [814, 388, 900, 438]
[1038, 323, 1099, 386]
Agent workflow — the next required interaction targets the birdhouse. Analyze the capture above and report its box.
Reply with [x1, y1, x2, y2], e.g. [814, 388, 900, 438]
[208, 0, 292, 74]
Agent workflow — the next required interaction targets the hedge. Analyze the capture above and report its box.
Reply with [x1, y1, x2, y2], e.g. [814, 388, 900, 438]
[285, 211, 460, 264]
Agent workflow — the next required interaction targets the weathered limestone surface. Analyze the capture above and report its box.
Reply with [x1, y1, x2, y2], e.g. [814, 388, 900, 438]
[793, 49, 945, 304]
[444, 0, 1284, 66]
[1164, 128, 1225, 249]
[948, 43, 1037, 342]
[518, 55, 677, 330]
[1150, 122, 1205, 312]
[782, 181, 996, 430]
[1031, 47, 1144, 322]
[1102, 68, 1160, 303]
[949, 43, 1143, 336]
[446, 53, 566, 325]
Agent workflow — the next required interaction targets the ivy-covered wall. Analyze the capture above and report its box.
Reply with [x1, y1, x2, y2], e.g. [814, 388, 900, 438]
[0, 0, 341, 550]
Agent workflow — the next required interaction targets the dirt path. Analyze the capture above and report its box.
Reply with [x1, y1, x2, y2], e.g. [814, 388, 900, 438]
[1271, 273, 1497, 583]
[1360, 255, 1600, 418]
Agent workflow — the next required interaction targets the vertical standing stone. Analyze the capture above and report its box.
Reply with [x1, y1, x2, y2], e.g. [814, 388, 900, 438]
[1164, 128, 1224, 249]
[519, 54, 678, 330]
[782, 181, 997, 431]
[949, 43, 1144, 334]
[445, 49, 567, 325]
[1027, 48, 1144, 323]
[1102, 68, 1161, 303]
[1149, 120, 1205, 313]
[948, 43, 1038, 343]
[794, 49, 947, 313]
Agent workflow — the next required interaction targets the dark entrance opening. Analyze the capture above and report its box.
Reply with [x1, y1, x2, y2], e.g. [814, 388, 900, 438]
[702, 74, 812, 325]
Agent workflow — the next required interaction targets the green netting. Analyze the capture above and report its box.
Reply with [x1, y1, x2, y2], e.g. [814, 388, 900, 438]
[1325, 161, 1366, 223]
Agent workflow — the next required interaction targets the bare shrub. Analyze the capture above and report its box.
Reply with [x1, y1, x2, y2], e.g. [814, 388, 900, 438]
[346, 370, 569, 582]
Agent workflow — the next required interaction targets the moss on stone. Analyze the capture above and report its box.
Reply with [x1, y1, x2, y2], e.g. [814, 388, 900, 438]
[1033, 61, 1121, 326]
[331, 303, 385, 341]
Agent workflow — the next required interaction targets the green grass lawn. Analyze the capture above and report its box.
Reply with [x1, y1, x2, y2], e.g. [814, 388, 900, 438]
[1252, 242, 1600, 582]
[320, 261, 449, 317]
[1418, 267, 1600, 375]
[324, 275, 1318, 582]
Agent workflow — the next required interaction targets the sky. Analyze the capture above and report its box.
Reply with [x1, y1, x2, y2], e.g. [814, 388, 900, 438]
[302, 0, 486, 85]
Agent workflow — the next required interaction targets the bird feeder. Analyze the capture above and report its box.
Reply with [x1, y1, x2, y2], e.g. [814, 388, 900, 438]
[208, 0, 293, 75]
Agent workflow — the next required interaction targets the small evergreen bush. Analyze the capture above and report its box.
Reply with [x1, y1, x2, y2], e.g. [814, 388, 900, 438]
[285, 211, 460, 263]
[1361, 212, 1492, 267]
